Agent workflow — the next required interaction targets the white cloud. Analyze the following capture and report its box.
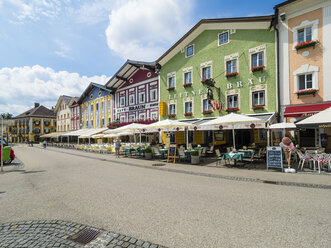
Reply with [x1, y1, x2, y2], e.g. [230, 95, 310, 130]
[0, 65, 108, 115]
[54, 39, 71, 59]
[6, 0, 65, 22]
[105, 0, 193, 61]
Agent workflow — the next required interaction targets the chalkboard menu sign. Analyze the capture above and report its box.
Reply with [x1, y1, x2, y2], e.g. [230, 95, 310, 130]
[266, 146, 283, 171]
[167, 144, 177, 163]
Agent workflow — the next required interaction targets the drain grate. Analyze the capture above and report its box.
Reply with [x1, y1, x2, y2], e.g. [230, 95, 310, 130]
[152, 163, 165, 166]
[67, 227, 102, 245]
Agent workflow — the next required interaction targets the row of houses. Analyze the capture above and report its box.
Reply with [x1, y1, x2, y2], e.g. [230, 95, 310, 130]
[8, 0, 331, 150]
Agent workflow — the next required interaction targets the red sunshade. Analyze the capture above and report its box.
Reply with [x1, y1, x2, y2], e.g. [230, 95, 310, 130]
[284, 103, 331, 117]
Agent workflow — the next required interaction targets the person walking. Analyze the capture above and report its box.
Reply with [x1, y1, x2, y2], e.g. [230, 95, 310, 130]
[43, 140, 47, 149]
[114, 138, 121, 158]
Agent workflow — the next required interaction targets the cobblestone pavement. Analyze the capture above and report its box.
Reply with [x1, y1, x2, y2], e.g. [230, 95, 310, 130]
[0, 221, 165, 248]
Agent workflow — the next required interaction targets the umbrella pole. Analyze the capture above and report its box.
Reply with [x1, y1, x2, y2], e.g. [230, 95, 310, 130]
[140, 132, 142, 144]
[186, 128, 188, 149]
[232, 124, 236, 150]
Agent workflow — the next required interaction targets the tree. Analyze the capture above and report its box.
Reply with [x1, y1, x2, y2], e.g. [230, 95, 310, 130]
[0, 113, 13, 119]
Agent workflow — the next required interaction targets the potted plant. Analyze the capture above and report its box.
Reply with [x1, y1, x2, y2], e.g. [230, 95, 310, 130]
[191, 150, 200, 165]
[225, 72, 238, 78]
[295, 40, 319, 51]
[251, 65, 265, 72]
[145, 146, 153, 160]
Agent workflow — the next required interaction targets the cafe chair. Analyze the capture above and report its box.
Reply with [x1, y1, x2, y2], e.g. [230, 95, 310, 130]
[215, 149, 223, 166]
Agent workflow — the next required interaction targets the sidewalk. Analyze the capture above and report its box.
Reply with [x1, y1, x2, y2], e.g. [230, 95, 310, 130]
[44, 146, 331, 189]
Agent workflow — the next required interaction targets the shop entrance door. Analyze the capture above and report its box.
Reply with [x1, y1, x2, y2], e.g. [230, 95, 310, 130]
[299, 129, 316, 147]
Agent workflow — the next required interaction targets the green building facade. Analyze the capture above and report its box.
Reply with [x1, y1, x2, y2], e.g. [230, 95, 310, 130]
[157, 16, 277, 146]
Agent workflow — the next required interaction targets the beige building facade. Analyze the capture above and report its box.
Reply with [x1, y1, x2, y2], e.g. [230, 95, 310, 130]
[54, 95, 77, 132]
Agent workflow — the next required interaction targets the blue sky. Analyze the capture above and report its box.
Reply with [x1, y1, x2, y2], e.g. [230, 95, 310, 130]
[0, 0, 280, 115]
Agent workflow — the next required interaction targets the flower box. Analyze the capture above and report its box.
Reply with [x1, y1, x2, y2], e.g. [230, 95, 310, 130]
[183, 82, 192, 87]
[225, 72, 238, 78]
[226, 107, 239, 112]
[252, 105, 265, 110]
[202, 110, 213, 115]
[251, 65, 265, 72]
[167, 87, 175, 91]
[295, 40, 319, 51]
[184, 112, 192, 116]
[296, 89, 317, 96]
[168, 114, 176, 118]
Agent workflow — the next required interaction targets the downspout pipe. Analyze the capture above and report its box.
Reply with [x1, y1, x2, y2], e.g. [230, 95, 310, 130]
[273, 8, 281, 123]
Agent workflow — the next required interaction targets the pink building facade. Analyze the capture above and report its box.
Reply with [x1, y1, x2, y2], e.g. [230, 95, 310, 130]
[69, 98, 80, 130]
[106, 61, 160, 127]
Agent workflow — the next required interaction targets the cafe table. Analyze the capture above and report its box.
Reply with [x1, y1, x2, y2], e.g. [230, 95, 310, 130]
[193, 147, 207, 151]
[124, 147, 136, 157]
[237, 149, 254, 158]
[159, 148, 168, 158]
[136, 147, 145, 156]
[222, 152, 244, 166]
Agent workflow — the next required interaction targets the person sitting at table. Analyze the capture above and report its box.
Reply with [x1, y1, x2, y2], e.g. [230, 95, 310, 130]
[150, 139, 156, 146]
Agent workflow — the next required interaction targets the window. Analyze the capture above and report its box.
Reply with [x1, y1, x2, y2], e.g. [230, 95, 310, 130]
[151, 112, 158, 120]
[298, 27, 312, 43]
[90, 120, 94, 128]
[218, 31, 229, 45]
[251, 52, 264, 68]
[120, 97, 125, 107]
[150, 89, 157, 101]
[129, 115, 135, 122]
[226, 59, 237, 74]
[108, 118, 111, 125]
[139, 113, 146, 120]
[139, 92, 145, 103]
[184, 72, 192, 84]
[86, 121, 88, 128]
[227, 95, 238, 108]
[186, 45, 194, 57]
[107, 100, 111, 111]
[169, 104, 176, 115]
[202, 66, 211, 80]
[95, 103, 99, 112]
[95, 118, 99, 128]
[168, 76, 175, 88]
[120, 116, 125, 123]
[101, 101, 104, 112]
[252, 91, 265, 106]
[202, 99, 212, 111]
[90, 104, 94, 114]
[298, 73, 313, 90]
[85, 106, 88, 117]
[252, 52, 264, 67]
[184, 101, 192, 114]
[129, 95, 135, 105]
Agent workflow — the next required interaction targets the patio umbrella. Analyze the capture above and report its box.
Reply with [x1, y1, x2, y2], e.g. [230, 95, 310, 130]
[296, 107, 331, 127]
[141, 119, 192, 130]
[201, 113, 264, 149]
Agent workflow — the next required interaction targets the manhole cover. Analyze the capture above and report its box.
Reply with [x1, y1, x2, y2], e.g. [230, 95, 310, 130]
[152, 163, 165, 166]
[68, 227, 102, 245]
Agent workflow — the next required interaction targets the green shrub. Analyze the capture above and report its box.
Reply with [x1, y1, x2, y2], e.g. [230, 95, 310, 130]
[145, 146, 152, 153]
[191, 150, 199, 156]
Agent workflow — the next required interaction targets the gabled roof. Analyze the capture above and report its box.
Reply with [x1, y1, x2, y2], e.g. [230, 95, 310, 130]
[105, 60, 160, 90]
[54, 95, 77, 112]
[77, 82, 112, 104]
[14, 105, 56, 119]
[156, 15, 274, 65]
[68, 97, 79, 107]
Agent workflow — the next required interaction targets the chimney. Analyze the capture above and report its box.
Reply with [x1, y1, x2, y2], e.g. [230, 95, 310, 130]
[34, 102, 40, 108]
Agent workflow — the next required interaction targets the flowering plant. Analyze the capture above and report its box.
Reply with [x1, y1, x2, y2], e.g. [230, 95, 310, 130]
[167, 86, 175, 91]
[183, 82, 192, 87]
[201, 78, 215, 86]
[168, 114, 176, 118]
[252, 105, 265, 110]
[296, 88, 317, 96]
[184, 112, 192, 116]
[226, 107, 239, 112]
[295, 40, 319, 50]
[225, 72, 238, 78]
[202, 110, 213, 114]
[251, 65, 265, 72]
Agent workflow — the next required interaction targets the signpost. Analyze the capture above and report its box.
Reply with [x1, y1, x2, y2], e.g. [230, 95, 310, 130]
[167, 144, 177, 163]
[266, 146, 283, 171]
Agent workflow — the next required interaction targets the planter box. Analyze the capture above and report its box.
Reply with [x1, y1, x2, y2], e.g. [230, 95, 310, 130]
[145, 152, 152, 160]
[167, 87, 175, 91]
[225, 72, 238, 78]
[226, 108, 239, 112]
[295, 40, 319, 51]
[168, 114, 176, 118]
[251, 65, 265, 72]
[191, 155, 200, 165]
[296, 89, 317, 96]
[202, 110, 213, 115]
[184, 112, 192, 116]
[252, 105, 264, 110]
[183, 83, 192, 87]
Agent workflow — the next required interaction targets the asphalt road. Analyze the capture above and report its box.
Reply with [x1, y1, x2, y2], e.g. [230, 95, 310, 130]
[0, 146, 330, 248]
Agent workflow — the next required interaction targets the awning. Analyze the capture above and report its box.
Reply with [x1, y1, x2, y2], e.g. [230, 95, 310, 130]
[78, 128, 108, 138]
[40, 132, 66, 138]
[296, 107, 331, 127]
[284, 103, 331, 118]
